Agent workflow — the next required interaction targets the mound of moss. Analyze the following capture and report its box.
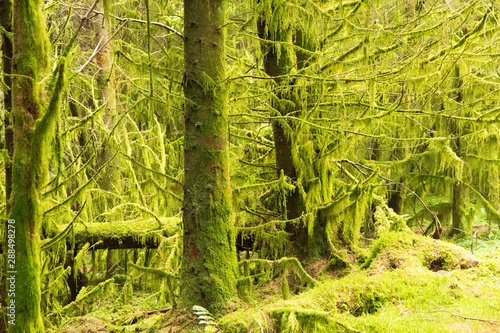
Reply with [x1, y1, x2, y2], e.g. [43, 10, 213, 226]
[220, 263, 500, 332]
[219, 232, 498, 333]
[362, 231, 480, 273]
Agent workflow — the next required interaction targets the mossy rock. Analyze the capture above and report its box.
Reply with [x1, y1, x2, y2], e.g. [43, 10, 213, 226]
[363, 231, 480, 273]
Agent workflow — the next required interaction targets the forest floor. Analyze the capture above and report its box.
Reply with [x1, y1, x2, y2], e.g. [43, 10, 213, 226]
[52, 227, 500, 333]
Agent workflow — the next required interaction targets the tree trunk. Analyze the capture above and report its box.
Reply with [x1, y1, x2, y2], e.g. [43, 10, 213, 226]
[257, 7, 310, 259]
[8, 0, 50, 330]
[1, 0, 13, 213]
[179, 0, 238, 315]
[448, 65, 469, 237]
[94, 2, 117, 194]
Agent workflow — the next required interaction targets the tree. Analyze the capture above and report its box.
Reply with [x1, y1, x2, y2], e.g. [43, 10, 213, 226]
[7, 0, 70, 330]
[179, 0, 238, 314]
[8, 0, 50, 329]
[255, 0, 328, 260]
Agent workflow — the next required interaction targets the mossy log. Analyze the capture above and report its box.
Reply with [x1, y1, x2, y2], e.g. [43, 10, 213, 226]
[54, 217, 180, 250]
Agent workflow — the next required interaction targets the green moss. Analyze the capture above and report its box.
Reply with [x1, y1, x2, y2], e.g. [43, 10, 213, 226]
[8, 0, 51, 331]
[363, 231, 479, 273]
[61, 278, 115, 315]
[220, 255, 500, 333]
[180, 0, 238, 315]
[70, 217, 179, 243]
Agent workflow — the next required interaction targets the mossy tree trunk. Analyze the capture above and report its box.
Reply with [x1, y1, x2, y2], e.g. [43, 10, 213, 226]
[9, 0, 49, 331]
[179, 0, 238, 314]
[257, 5, 311, 259]
[1, 0, 13, 213]
[1, 0, 13, 326]
[448, 66, 470, 237]
[8, 0, 66, 330]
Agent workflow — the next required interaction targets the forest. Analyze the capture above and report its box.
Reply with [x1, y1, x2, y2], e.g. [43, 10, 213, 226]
[1, 0, 500, 332]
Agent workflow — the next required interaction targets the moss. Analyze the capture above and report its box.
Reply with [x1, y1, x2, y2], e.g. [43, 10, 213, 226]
[363, 231, 480, 273]
[70, 217, 179, 243]
[61, 278, 115, 315]
[8, 0, 51, 331]
[220, 256, 500, 333]
[180, 0, 238, 315]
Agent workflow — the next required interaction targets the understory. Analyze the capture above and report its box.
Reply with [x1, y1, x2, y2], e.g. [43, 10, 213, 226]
[50, 229, 500, 333]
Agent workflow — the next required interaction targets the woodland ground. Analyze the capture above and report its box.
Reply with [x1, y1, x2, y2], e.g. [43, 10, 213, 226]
[51, 224, 500, 333]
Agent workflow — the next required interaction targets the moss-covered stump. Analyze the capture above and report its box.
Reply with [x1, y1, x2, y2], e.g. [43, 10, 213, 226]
[363, 231, 480, 274]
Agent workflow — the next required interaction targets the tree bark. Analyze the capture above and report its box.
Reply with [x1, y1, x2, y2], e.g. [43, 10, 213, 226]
[8, 0, 50, 330]
[179, 0, 238, 315]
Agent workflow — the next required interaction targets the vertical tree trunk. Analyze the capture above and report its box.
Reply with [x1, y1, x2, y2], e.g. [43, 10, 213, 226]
[9, 0, 50, 330]
[94, 3, 117, 194]
[179, 0, 238, 314]
[448, 65, 469, 237]
[1, 0, 13, 213]
[257, 6, 310, 259]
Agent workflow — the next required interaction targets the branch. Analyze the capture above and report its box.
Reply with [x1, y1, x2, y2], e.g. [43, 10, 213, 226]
[113, 16, 183, 39]
[49, 1, 183, 39]
[336, 159, 441, 235]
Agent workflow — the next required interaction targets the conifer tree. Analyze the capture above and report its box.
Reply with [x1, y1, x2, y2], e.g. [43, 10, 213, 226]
[179, 0, 238, 314]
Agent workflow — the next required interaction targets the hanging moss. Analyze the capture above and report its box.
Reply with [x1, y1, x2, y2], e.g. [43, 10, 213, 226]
[372, 194, 410, 236]
[61, 277, 115, 315]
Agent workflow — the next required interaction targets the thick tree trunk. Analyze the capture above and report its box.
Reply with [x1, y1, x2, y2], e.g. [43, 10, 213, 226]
[179, 0, 238, 314]
[8, 0, 50, 331]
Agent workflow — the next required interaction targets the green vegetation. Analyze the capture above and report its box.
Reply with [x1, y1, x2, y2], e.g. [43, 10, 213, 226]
[1, 0, 500, 332]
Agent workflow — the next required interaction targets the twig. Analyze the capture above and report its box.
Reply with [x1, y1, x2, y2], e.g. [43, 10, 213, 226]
[450, 312, 499, 324]
[411, 310, 500, 325]
[113, 17, 183, 38]
[146, 307, 172, 315]
[334, 321, 366, 333]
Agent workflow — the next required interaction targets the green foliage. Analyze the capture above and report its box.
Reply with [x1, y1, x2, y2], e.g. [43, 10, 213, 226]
[192, 305, 218, 332]
[2, 0, 500, 331]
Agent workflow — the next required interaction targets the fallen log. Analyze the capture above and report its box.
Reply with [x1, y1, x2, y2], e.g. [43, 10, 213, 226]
[56, 217, 180, 250]
[50, 216, 256, 251]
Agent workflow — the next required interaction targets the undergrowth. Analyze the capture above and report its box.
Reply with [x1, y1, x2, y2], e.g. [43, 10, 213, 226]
[50, 230, 500, 333]
[219, 231, 500, 333]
